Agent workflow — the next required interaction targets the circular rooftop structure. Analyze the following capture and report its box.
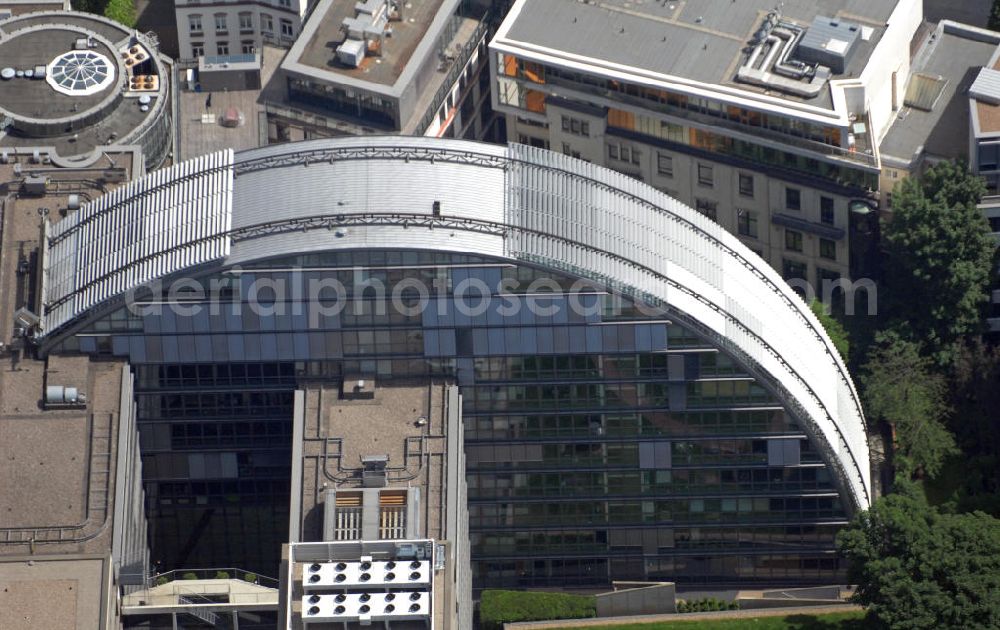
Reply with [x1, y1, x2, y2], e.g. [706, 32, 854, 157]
[47, 49, 116, 96]
[0, 11, 172, 167]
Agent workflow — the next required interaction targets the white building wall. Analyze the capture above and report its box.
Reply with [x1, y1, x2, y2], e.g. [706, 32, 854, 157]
[175, 0, 307, 60]
[860, 0, 923, 143]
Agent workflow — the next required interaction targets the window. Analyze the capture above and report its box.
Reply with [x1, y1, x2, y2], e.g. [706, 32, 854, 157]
[561, 116, 590, 137]
[657, 153, 673, 177]
[783, 258, 807, 281]
[785, 229, 803, 252]
[280, 18, 294, 37]
[816, 267, 841, 297]
[608, 143, 638, 165]
[738, 173, 754, 197]
[261, 13, 274, 32]
[239, 12, 254, 31]
[820, 196, 834, 224]
[820, 238, 836, 260]
[737, 209, 758, 238]
[216, 41, 229, 55]
[191, 42, 204, 57]
[697, 163, 713, 187]
[188, 14, 203, 33]
[786, 187, 801, 210]
[561, 143, 581, 159]
[241, 41, 255, 54]
[695, 199, 718, 222]
[214, 13, 227, 32]
[278, 0, 291, 6]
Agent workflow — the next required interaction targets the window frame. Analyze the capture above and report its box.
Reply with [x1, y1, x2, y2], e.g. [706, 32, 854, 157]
[785, 187, 801, 211]
[238, 12, 254, 32]
[737, 209, 758, 238]
[784, 229, 803, 252]
[819, 238, 836, 260]
[697, 163, 714, 188]
[657, 153, 673, 177]
[820, 196, 834, 225]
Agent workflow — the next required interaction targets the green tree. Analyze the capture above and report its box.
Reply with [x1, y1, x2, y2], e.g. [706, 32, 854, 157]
[860, 332, 956, 479]
[837, 479, 1000, 630]
[103, 0, 136, 27]
[881, 161, 993, 365]
[810, 299, 850, 362]
[992, 0, 1000, 31]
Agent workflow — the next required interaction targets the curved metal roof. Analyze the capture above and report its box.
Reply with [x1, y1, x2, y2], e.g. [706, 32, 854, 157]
[41, 136, 871, 510]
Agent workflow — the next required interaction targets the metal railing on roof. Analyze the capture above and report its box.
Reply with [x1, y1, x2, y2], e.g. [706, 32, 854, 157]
[149, 567, 279, 590]
[538, 73, 879, 169]
[414, 16, 491, 136]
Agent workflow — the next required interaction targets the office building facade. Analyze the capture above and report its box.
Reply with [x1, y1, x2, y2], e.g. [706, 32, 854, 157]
[489, 0, 924, 287]
[36, 138, 870, 587]
[175, 0, 308, 61]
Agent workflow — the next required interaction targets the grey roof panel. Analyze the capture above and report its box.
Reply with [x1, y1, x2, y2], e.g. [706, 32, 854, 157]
[970, 67, 1000, 104]
[880, 24, 999, 162]
[501, 0, 898, 106]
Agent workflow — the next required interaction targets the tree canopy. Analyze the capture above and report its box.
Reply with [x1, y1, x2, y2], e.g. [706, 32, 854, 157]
[810, 299, 850, 363]
[71, 0, 137, 27]
[880, 161, 993, 365]
[860, 332, 955, 479]
[838, 480, 1000, 630]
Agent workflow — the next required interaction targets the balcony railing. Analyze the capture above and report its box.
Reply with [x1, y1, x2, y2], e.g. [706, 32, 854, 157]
[536, 73, 878, 169]
[149, 567, 279, 590]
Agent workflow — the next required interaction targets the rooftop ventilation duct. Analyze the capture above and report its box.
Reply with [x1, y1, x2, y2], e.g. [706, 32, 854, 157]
[736, 11, 832, 99]
[796, 16, 862, 74]
[336, 0, 401, 68]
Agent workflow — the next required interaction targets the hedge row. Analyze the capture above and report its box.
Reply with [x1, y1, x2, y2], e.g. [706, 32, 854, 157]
[480, 589, 596, 630]
[677, 597, 740, 613]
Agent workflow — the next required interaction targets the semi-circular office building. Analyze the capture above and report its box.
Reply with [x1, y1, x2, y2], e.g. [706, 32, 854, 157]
[39, 137, 870, 587]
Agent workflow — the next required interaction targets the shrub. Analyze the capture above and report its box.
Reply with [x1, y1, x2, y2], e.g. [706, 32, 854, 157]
[214, 571, 230, 579]
[480, 590, 596, 630]
[243, 572, 257, 583]
[677, 597, 736, 613]
[181, 572, 198, 580]
[154, 576, 168, 586]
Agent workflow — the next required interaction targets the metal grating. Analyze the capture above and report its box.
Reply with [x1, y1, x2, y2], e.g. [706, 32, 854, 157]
[42, 149, 234, 333]
[904, 73, 947, 111]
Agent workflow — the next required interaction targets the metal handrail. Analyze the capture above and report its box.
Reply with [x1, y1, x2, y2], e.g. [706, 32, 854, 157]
[151, 568, 279, 589]
[536, 72, 879, 169]
[414, 17, 490, 135]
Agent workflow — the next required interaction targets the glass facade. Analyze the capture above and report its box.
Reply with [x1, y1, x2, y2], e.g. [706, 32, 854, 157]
[54, 250, 850, 587]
